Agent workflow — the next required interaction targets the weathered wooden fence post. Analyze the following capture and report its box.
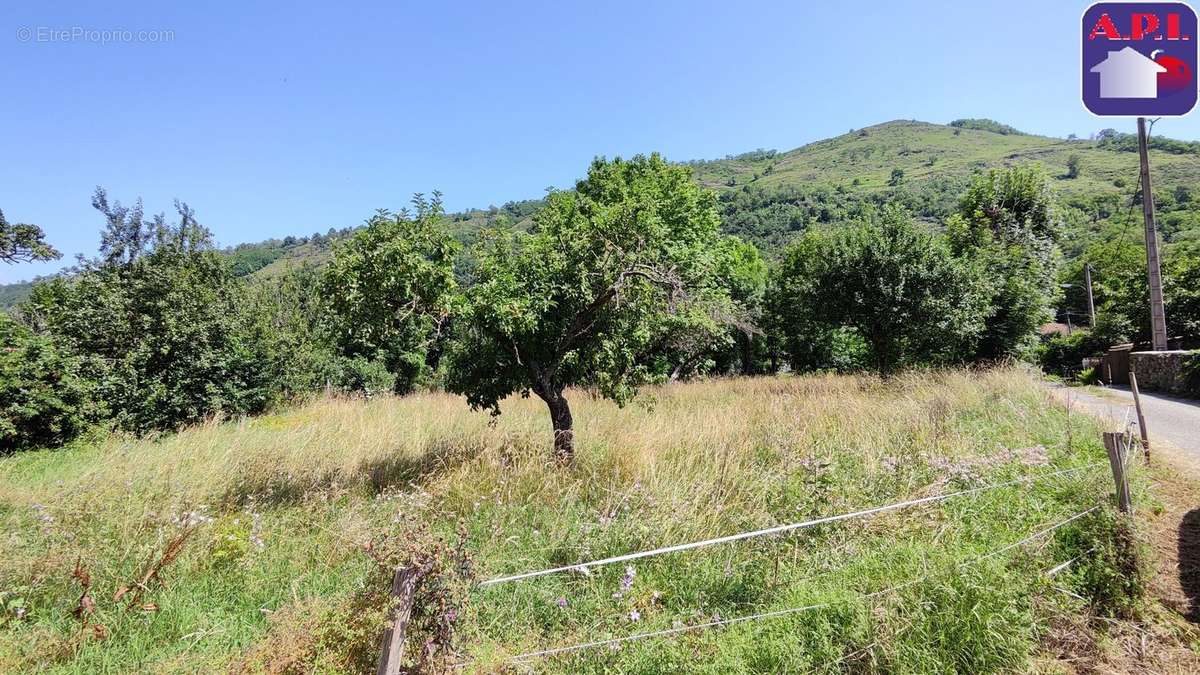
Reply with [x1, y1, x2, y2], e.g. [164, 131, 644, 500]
[1128, 370, 1151, 463]
[376, 566, 423, 675]
[1102, 431, 1132, 514]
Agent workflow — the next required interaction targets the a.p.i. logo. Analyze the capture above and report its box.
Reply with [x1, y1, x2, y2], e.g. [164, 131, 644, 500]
[1082, 2, 1198, 115]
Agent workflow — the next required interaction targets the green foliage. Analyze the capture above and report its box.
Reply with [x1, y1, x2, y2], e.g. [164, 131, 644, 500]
[1167, 254, 1200, 343]
[239, 263, 343, 398]
[0, 280, 36, 310]
[1077, 365, 1101, 385]
[1068, 243, 1200, 345]
[948, 118, 1026, 135]
[447, 154, 732, 457]
[0, 208, 60, 264]
[769, 234, 864, 372]
[208, 516, 253, 568]
[710, 236, 769, 375]
[772, 207, 987, 373]
[22, 195, 276, 435]
[333, 356, 396, 396]
[888, 167, 905, 186]
[321, 194, 459, 394]
[1060, 508, 1151, 618]
[1039, 330, 1108, 378]
[1096, 127, 1200, 155]
[950, 165, 1062, 360]
[1066, 153, 1081, 179]
[0, 313, 92, 452]
[1182, 351, 1200, 396]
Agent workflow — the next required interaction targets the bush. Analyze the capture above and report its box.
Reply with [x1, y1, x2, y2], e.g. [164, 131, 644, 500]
[1039, 331, 1107, 377]
[0, 314, 93, 451]
[1066, 154, 1081, 179]
[22, 201, 278, 436]
[334, 355, 396, 396]
[1077, 366, 1101, 385]
[1183, 351, 1200, 397]
[1061, 508, 1151, 618]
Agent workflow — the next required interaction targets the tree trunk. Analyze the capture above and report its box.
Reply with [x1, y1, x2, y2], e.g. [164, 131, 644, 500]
[740, 334, 756, 376]
[538, 387, 574, 463]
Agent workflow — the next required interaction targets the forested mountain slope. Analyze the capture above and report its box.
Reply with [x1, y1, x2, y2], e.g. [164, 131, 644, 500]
[4, 118, 1198, 307]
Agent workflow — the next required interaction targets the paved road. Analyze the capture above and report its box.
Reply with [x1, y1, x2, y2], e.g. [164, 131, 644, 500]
[1055, 384, 1200, 456]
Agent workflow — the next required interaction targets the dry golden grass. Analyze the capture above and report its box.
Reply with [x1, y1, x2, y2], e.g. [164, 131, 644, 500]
[0, 366, 1136, 673]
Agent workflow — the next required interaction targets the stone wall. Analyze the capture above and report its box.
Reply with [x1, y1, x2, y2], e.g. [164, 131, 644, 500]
[1129, 350, 1195, 395]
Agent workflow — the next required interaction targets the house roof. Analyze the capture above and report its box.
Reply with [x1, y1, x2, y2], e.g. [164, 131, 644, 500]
[1039, 322, 1071, 336]
[1090, 46, 1167, 73]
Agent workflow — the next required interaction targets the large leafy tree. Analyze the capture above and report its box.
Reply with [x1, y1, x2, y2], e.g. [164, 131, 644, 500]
[948, 165, 1062, 360]
[321, 193, 459, 394]
[712, 236, 768, 375]
[0, 208, 60, 264]
[768, 232, 851, 372]
[773, 207, 988, 374]
[23, 191, 273, 434]
[447, 154, 731, 461]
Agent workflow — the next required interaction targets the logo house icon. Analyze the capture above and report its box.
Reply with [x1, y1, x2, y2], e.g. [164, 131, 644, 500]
[1090, 46, 1167, 98]
[1082, 2, 1198, 116]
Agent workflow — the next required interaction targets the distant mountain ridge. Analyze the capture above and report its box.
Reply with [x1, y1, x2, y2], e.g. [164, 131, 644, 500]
[4, 118, 1199, 308]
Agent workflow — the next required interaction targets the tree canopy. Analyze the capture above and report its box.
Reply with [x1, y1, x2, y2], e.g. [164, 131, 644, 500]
[948, 165, 1062, 360]
[446, 154, 734, 460]
[0, 208, 60, 264]
[321, 193, 459, 394]
[772, 207, 988, 374]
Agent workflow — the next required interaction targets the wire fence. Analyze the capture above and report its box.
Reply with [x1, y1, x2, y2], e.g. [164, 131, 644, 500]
[479, 462, 1107, 587]
[478, 504, 1103, 665]
[394, 391, 1159, 671]
[403, 413, 1140, 671]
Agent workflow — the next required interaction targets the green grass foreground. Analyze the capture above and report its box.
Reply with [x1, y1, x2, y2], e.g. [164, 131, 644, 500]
[0, 368, 1143, 673]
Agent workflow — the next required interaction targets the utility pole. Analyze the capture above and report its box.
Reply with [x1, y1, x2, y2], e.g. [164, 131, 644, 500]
[1084, 263, 1096, 328]
[1137, 117, 1169, 351]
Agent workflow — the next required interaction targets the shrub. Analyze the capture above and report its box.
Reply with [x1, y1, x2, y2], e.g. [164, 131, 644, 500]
[0, 313, 93, 451]
[335, 355, 397, 397]
[1182, 350, 1200, 397]
[1039, 331, 1108, 377]
[21, 196, 277, 436]
[1077, 366, 1101, 385]
[1060, 508, 1151, 618]
[1066, 154, 1081, 179]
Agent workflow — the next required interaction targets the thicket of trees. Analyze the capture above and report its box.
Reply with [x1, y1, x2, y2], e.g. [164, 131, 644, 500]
[4, 159, 1199, 456]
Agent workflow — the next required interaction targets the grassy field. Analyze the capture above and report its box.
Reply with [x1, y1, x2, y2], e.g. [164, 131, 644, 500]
[0, 368, 1148, 672]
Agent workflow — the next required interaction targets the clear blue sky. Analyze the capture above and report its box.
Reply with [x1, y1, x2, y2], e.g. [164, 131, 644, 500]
[3, 0, 1200, 282]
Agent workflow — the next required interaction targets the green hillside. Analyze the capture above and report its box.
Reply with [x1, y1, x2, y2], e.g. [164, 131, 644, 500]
[693, 120, 1200, 254]
[4, 118, 1198, 308]
[693, 119, 1198, 198]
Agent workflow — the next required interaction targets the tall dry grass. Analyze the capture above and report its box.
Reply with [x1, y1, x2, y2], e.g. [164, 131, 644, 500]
[3, 366, 1045, 514]
[0, 366, 1123, 674]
